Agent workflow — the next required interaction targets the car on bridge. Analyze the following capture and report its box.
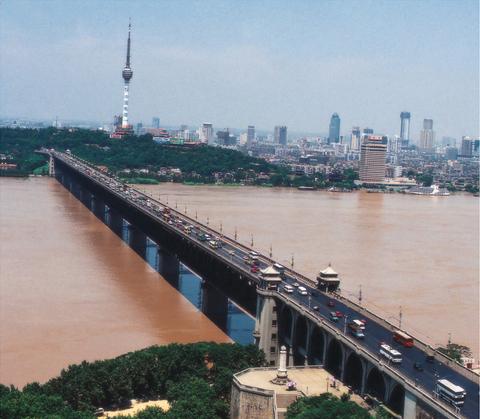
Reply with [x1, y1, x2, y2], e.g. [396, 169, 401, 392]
[329, 311, 339, 322]
[298, 286, 308, 295]
[327, 299, 335, 307]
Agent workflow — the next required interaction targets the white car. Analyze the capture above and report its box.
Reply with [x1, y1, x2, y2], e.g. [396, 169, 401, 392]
[298, 286, 308, 295]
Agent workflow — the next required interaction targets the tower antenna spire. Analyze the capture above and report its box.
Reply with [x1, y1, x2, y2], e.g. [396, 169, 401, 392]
[126, 18, 131, 68]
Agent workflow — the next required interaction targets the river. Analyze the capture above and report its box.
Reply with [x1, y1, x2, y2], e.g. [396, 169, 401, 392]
[0, 178, 478, 387]
[141, 183, 479, 360]
[0, 178, 230, 387]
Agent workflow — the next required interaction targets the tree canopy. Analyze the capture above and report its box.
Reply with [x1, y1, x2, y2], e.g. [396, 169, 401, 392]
[0, 342, 265, 419]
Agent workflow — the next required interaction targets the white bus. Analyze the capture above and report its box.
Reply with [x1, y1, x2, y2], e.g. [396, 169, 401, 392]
[379, 344, 402, 363]
[436, 379, 466, 407]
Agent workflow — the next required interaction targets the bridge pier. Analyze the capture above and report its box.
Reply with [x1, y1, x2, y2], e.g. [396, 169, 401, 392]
[253, 290, 279, 366]
[129, 226, 147, 259]
[201, 282, 229, 333]
[403, 390, 416, 419]
[48, 156, 55, 176]
[156, 249, 180, 288]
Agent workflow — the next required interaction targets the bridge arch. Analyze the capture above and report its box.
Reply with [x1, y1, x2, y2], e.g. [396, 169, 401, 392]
[293, 316, 308, 365]
[325, 338, 343, 377]
[387, 383, 405, 416]
[343, 352, 364, 392]
[307, 326, 325, 365]
[278, 306, 294, 345]
[365, 367, 387, 401]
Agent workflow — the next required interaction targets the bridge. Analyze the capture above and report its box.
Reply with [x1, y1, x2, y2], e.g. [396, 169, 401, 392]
[41, 150, 479, 419]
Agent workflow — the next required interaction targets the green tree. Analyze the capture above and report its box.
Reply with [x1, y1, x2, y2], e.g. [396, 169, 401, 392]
[437, 343, 472, 363]
[286, 394, 371, 419]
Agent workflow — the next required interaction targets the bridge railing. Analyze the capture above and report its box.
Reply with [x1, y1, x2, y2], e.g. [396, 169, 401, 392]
[50, 150, 478, 386]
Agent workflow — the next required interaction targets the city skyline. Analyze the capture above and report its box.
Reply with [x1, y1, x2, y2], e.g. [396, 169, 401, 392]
[1, 0, 478, 139]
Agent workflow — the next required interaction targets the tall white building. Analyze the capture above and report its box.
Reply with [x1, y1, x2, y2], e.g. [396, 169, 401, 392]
[199, 123, 214, 145]
[419, 119, 435, 151]
[359, 135, 387, 183]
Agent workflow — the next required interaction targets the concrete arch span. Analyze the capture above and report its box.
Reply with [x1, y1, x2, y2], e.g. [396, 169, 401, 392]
[387, 383, 405, 416]
[365, 367, 387, 402]
[343, 352, 364, 392]
[325, 338, 343, 378]
[293, 316, 308, 365]
[279, 306, 294, 345]
[307, 326, 325, 365]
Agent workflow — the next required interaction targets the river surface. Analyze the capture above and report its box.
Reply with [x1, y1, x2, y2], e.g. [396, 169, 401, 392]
[1, 178, 478, 387]
[0, 178, 230, 387]
[141, 183, 479, 360]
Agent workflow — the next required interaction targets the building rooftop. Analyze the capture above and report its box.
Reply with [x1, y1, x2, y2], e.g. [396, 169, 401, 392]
[261, 266, 280, 276]
[320, 265, 338, 276]
[235, 366, 349, 398]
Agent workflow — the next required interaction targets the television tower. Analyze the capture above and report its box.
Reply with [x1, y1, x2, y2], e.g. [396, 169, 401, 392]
[121, 20, 133, 128]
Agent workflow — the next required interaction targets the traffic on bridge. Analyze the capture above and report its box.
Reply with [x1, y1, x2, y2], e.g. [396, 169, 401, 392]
[43, 149, 479, 419]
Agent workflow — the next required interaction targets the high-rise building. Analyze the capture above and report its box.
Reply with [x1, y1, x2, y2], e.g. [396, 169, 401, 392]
[445, 146, 458, 160]
[460, 137, 473, 157]
[363, 128, 374, 135]
[351, 126, 361, 151]
[111, 22, 134, 138]
[359, 135, 387, 183]
[400, 112, 410, 148]
[200, 123, 214, 145]
[419, 119, 435, 151]
[247, 125, 255, 146]
[274, 126, 287, 145]
[152, 117, 160, 128]
[328, 113, 341, 143]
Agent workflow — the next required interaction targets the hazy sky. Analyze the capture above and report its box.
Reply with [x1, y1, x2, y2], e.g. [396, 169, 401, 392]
[1, 0, 478, 139]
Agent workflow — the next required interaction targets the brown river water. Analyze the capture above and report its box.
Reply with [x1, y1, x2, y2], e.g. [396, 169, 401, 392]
[141, 183, 479, 359]
[0, 178, 230, 387]
[0, 178, 478, 387]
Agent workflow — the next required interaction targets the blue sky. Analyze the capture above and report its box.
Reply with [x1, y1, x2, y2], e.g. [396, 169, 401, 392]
[1, 0, 478, 139]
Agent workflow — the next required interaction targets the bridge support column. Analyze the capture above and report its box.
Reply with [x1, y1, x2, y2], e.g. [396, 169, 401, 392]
[253, 290, 278, 366]
[403, 390, 417, 419]
[48, 156, 55, 176]
[129, 227, 147, 259]
[201, 282, 228, 333]
[157, 249, 180, 287]
[304, 322, 313, 366]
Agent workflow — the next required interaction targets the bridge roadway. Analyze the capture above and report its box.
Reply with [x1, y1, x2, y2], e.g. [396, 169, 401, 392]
[47, 150, 479, 419]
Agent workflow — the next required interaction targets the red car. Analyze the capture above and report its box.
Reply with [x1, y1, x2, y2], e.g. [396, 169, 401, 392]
[335, 311, 343, 318]
[251, 266, 259, 273]
[327, 299, 335, 307]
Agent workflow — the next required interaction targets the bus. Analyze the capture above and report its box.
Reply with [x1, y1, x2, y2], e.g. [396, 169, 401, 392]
[379, 344, 402, 363]
[393, 330, 414, 348]
[436, 379, 466, 407]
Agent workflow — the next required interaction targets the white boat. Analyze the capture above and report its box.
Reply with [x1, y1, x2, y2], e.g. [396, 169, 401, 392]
[405, 185, 450, 196]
